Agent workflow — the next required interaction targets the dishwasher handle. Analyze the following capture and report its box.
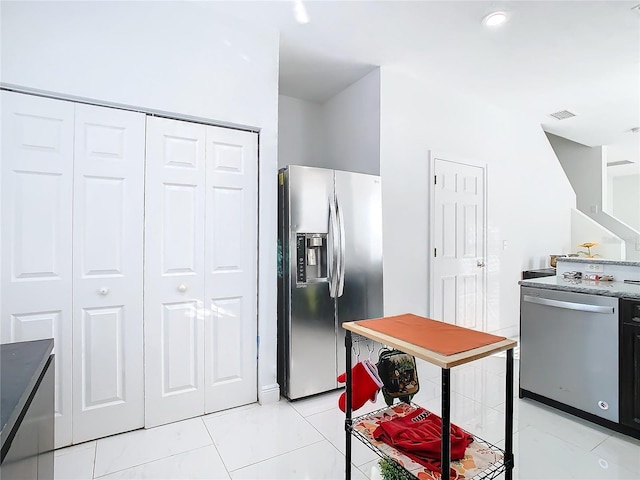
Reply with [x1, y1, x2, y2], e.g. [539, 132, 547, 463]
[523, 295, 614, 314]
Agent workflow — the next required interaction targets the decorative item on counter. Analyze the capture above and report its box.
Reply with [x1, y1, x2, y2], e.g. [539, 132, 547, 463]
[549, 254, 566, 268]
[562, 271, 582, 280]
[584, 274, 614, 281]
[576, 242, 599, 258]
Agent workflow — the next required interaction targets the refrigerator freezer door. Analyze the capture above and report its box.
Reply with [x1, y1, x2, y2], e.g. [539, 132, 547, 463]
[285, 166, 338, 399]
[335, 170, 384, 371]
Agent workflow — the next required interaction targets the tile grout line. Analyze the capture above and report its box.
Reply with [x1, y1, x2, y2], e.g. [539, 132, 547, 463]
[296, 398, 372, 468]
[202, 401, 329, 475]
[228, 438, 327, 474]
[92, 440, 97, 479]
[92, 444, 223, 479]
[589, 433, 613, 453]
[199, 415, 234, 479]
[91, 419, 214, 478]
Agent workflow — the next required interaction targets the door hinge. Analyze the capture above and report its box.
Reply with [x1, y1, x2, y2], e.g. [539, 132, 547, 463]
[434, 248, 437, 257]
[434, 175, 437, 185]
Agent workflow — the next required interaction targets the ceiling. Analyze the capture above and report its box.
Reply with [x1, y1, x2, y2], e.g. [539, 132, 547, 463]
[205, 0, 640, 174]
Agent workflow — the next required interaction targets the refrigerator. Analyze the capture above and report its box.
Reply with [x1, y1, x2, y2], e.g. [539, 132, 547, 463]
[278, 165, 383, 400]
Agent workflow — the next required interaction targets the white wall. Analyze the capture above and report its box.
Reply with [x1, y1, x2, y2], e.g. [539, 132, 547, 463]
[380, 67, 576, 336]
[323, 69, 380, 175]
[612, 174, 640, 230]
[1, 1, 280, 403]
[278, 68, 381, 174]
[546, 133, 640, 260]
[546, 133, 604, 215]
[571, 209, 625, 260]
[278, 96, 325, 169]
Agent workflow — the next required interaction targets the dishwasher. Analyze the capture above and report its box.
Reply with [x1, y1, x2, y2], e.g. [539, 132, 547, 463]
[520, 286, 618, 423]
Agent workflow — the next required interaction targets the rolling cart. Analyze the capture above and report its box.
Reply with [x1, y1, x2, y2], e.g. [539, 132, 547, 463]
[343, 314, 516, 480]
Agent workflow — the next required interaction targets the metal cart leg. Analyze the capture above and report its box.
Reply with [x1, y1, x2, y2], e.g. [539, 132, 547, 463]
[345, 330, 352, 480]
[505, 348, 514, 480]
[441, 367, 451, 480]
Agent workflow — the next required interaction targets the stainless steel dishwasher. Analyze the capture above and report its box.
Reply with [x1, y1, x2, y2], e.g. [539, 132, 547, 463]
[520, 286, 618, 423]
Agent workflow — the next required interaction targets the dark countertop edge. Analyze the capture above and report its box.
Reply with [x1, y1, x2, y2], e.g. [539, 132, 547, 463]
[557, 258, 640, 267]
[518, 279, 640, 300]
[1, 339, 54, 448]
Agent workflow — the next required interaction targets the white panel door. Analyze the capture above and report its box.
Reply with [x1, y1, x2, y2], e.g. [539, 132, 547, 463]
[432, 156, 485, 330]
[0, 91, 74, 447]
[72, 104, 145, 442]
[204, 126, 258, 413]
[145, 116, 206, 427]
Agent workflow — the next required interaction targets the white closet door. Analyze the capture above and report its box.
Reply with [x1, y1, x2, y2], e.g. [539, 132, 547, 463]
[204, 126, 258, 412]
[144, 116, 206, 427]
[0, 91, 74, 447]
[72, 104, 145, 442]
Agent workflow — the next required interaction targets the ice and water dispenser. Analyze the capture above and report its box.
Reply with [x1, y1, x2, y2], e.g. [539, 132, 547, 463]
[295, 233, 327, 285]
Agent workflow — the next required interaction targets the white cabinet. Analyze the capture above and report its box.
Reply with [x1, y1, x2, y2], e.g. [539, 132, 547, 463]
[204, 126, 258, 413]
[143, 117, 207, 426]
[1, 92, 145, 447]
[1, 91, 75, 447]
[144, 117, 258, 427]
[72, 104, 145, 443]
[2, 91, 258, 445]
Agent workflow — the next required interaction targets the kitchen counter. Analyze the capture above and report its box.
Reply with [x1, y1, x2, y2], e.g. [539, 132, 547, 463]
[558, 258, 640, 267]
[519, 276, 640, 299]
[1, 339, 54, 478]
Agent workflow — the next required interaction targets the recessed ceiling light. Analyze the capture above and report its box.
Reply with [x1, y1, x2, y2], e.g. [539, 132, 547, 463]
[482, 11, 508, 27]
[294, 0, 310, 24]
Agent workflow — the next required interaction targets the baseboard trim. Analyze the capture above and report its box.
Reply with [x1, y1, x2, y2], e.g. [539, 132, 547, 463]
[259, 383, 280, 405]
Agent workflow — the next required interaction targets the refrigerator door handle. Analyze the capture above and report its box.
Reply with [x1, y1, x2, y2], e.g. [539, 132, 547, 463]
[328, 196, 339, 298]
[336, 196, 346, 297]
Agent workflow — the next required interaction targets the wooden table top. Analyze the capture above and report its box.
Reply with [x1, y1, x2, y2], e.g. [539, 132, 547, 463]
[343, 315, 517, 369]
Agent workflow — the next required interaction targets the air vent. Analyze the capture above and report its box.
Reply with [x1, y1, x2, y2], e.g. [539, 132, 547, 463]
[607, 160, 634, 167]
[549, 110, 576, 120]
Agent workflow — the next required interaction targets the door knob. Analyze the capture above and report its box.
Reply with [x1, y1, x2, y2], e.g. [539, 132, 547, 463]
[477, 261, 486, 268]
[99, 287, 109, 295]
[178, 284, 187, 293]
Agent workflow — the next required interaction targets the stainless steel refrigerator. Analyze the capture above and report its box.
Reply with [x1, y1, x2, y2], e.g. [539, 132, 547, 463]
[278, 165, 383, 400]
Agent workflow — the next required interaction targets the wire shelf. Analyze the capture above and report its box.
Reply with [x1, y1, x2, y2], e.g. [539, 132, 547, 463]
[348, 403, 509, 480]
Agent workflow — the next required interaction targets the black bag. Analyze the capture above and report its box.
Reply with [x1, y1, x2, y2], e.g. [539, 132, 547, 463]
[376, 348, 419, 406]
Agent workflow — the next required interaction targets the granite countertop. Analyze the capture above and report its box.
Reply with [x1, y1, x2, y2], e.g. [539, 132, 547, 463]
[558, 258, 640, 267]
[1, 339, 54, 450]
[519, 276, 640, 299]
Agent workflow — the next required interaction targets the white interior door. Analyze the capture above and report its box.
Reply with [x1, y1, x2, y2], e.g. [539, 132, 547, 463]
[204, 126, 258, 413]
[72, 104, 145, 442]
[431, 154, 486, 330]
[0, 91, 74, 447]
[145, 116, 206, 427]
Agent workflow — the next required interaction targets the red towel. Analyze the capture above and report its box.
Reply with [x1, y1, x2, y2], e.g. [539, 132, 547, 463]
[373, 407, 473, 477]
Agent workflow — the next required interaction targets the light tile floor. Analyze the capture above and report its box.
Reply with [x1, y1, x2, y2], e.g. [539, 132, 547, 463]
[54, 355, 640, 479]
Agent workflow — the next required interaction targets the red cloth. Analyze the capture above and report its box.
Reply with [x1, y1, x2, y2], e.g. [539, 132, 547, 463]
[373, 407, 473, 477]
